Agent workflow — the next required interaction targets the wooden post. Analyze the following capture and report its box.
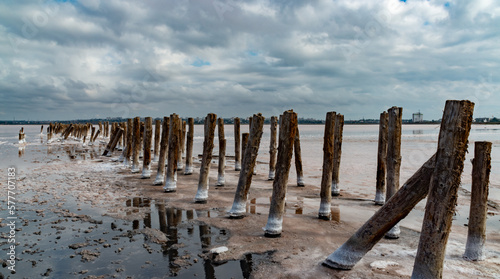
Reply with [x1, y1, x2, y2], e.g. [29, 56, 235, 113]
[217, 118, 226, 186]
[153, 119, 161, 162]
[177, 119, 185, 170]
[412, 100, 474, 278]
[153, 117, 169, 185]
[228, 114, 265, 217]
[141, 117, 153, 178]
[131, 117, 142, 173]
[331, 114, 344, 195]
[234, 117, 241, 171]
[184, 118, 194, 175]
[123, 118, 133, 167]
[164, 114, 180, 192]
[89, 126, 96, 146]
[98, 122, 102, 139]
[463, 141, 492, 261]
[40, 125, 44, 134]
[121, 122, 127, 150]
[241, 133, 249, 164]
[374, 112, 389, 205]
[92, 129, 100, 143]
[323, 154, 436, 270]
[103, 128, 123, 156]
[264, 110, 297, 237]
[319, 112, 336, 220]
[181, 120, 187, 157]
[385, 106, 402, 239]
[194, 113, 217, 203]
[294, 125, 305, 186]
[268, 116, 278, 180]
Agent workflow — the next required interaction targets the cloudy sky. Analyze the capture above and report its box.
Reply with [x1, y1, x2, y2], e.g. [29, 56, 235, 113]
[0, 0, 498, 121]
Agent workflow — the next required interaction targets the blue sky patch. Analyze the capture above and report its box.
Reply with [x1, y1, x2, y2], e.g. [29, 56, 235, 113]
[191, 58, 211, 67]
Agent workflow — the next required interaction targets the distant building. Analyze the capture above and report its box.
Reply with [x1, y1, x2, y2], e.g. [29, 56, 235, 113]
[412, 112, 423, 123]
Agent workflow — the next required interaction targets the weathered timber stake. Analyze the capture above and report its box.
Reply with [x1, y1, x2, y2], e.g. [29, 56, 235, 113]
[153, 117, 169, 185]
[89, 126, 95, 146]
[385, 106, 402, 239]
[374, 111, 389, 205]
[234, 117, 241, 171]
[120, 121, 126, 150]
[98, 122, 102, 139]
[268, 116, 278, 180]
[153, 119, 161, 162]
[319, 112, 337, 220]
[164, 114, 180, 192]
[177, 120, 185, 170]
[103, 128, 123, 156]
[241, 133, 249, 164]
[323, 154, 436, 270]
[131, 117, 142, 173]
[217, 139, 226, 186]
[331, 114, 344, 195]
[463, 141, 492, 261]
[123, 119, 133, 166]
[217, 118, 226, 186]
[412, 100, 474, 278]
[228, 114, 265, 218]
[40, 125, 43, 134]
[264, 110, 297, 237]
[181, 120, 187, 157]
[184, 118, 194, 175]
[294, 125, 305, 186]
[194, 113, 217, 203]
[141, 117, 153, 178]
[92, 129, 100, 143]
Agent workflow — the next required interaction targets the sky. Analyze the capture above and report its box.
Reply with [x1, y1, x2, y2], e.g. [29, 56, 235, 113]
[0, 0, 499, 121]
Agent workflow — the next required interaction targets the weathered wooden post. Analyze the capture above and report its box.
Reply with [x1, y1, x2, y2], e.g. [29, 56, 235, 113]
[374, 111, 389, 205]
[412, 100, 474, 278]
[164, 114, 180, 192]
[153, 119, 161, 162]
[463, 141, 492, 261]
[323, 154, 437, 270]
[234, 117, 241, 171]
[385, 106, 402, 239]
[153, 117, 169, 185]
[228, 114, 265, 217]
[194, 113, 217, 203]
[263, 110, 297, 237]
[92, 129, 100, 143]
[131, 117, 142, 173]
[102, 127, 123, 156]
[217, 118, 226, 186]
[184, 118, 195, 175]
[331, 114, 344, 196]
[123, 118, 133, 166]
[181, 120, 187, 157]
[241, 133, 249, 164]
[141, 117, 153, 178]
[268, 116, 278, 180]
[98, 122, 102, 139]
[177, 119, 185, 170]
[89, 126, 96, 146]
[40, 125, 44, 135]
[294, 125, 305, 186]
[319, 112, 336, 220]
[18, 127, 26, 144]
[120, 122, 127, 150]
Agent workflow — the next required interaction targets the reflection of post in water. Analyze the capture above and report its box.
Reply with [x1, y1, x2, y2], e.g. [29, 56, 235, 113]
[186, 210, 194, 235]
[203, 259, 216, 279]
[18, 147, 25, 157]
[157, 203, 167, 233]
[240, 253, 253, 279]
[166, 207, 180, 274]
[133, 220, 139, 230]
[144, 212, 151, 228]
[196, 210, 212, 250]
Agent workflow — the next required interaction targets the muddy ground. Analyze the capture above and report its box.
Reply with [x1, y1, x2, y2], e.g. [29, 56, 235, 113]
[1, 141, 500, 278]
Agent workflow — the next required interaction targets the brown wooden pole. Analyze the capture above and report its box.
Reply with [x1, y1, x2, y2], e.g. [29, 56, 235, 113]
[374, 111, 389, 205]
[164, 114, 180, 192]
[123, 118, 133, 167]
[131, 117, 142, 173]
[264, 110, 297, 237]
[463, 141, 492, 261]
[228, 114, 265, 217]
[89, 126, 96, 146]
[153, 119, 161, 162]
[241, 133, 249, 164]
[103, 128, 123, 156]
[234, 117, 241, 171]
[98, 122, 102, 139]
[294, 125, 305, 186]
[217, 118, 226, 186]
[177, 119, 186, 170]
[154, 116, 170, 185]
[194, 113, 217, 203]
[268, 116, 278, 180]
[331, 114, 344, 195]
[184, 118, 195, 175]
[141, 117, 153, 178]
[120, 122, 126, 150]
[412, 100, 474, 278]
[181, 120, 187, 157]
[319, 112, 336, 220]
[92, 129, 100, 143]
[385, 106, 402, 239]
[323, 154, 436, 270]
